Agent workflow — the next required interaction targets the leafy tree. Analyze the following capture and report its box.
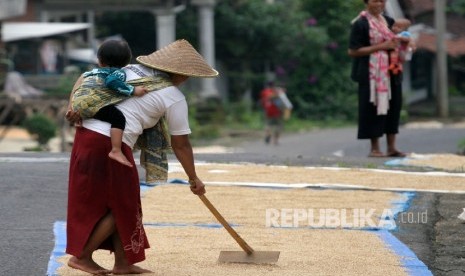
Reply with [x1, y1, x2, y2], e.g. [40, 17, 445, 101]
[206, 0, 364, 120]
[95, 11, 156, 58]
[274, 0, 364, 120]
[96, 0, 365, 121]
[213, 0, 298, 102]
[449, 0, 465, 16]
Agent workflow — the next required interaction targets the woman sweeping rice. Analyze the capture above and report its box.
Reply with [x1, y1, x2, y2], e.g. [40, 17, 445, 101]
[64, 39, 218, 275]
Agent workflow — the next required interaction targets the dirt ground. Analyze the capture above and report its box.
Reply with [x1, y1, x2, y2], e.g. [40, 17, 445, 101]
[403, 153, 465, 172]
[56, 160, 465, 275]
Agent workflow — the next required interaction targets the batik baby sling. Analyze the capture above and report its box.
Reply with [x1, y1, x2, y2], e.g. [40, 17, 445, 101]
[72, 75, 171, 119]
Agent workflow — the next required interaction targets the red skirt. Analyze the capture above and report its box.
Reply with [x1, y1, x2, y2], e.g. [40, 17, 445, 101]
[66, 127, 149, 265]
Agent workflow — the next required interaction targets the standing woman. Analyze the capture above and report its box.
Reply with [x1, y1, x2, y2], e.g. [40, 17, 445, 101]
[348, 0, 410, 157]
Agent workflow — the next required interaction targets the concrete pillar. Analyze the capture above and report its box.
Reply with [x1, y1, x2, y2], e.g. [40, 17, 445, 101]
[432, 59, 437, 99]
[0, 21, 3, 49]
[435, 0, 448, 118]
[86, 10, 96, 49]
[40, 10, 50, 22]
[155, 12, 176, 49]
[192, 0, 218, 99]
[385, 0, 405, 18]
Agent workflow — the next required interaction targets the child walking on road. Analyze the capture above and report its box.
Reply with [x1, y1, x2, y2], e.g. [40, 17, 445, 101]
[260, 81, 293, 145]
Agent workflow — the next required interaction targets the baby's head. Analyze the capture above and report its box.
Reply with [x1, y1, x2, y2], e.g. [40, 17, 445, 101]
[97, 39, 132, 68]
[392, 18, 411, 34]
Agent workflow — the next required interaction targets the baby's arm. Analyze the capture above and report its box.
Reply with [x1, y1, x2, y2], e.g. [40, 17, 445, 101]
[398, 31, 416, 52]
[105, 69, 147, 97]
[133, 86, 148, 97]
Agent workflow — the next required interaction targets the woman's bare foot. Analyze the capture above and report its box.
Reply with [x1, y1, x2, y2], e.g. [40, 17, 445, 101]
[112, 264, 153, 274]
[68, 256, 111, 275]
[108, 150, 133, 167]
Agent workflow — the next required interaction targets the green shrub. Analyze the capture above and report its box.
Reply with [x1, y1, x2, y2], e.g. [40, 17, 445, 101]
[458, 138, 465, 155]
[23, 114, 57, 148]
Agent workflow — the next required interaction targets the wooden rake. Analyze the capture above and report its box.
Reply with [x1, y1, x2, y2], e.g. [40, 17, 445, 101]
[197, 194, 280, 264]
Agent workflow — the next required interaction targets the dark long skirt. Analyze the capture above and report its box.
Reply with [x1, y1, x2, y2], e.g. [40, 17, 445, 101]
[66, 127, 149, 265]
[357, 76, 403, 139]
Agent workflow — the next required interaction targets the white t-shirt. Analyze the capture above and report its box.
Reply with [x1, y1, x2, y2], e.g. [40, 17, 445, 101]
[82, 64, 191, 148]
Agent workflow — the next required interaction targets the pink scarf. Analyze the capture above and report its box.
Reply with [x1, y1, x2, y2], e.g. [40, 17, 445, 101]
[360, 11, 396, 115]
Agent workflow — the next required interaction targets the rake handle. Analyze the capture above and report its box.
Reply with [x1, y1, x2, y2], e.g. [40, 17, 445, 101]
[198, 194, 254, 254]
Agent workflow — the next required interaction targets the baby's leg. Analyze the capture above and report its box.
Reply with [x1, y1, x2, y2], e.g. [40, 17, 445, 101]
[109, 128, 132, 167]
[94, 105, 132, 167]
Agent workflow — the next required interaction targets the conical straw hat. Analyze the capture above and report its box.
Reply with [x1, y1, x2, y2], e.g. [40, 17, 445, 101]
[136, 39, 219, 78]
